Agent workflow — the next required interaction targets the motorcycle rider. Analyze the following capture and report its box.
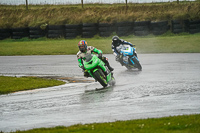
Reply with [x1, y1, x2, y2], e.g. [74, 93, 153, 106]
[77, 40, 114, 77]
[111, 36, 137, 65]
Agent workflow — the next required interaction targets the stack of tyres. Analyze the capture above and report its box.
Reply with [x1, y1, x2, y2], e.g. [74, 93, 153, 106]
[47, 25, 64, 38]
[116, 21, 133, 37]
[0, 28, 11, 40]
[187, 20, 200, 34]
[29, 27, 46, 39]
[150, 21, 169, 35]
[171, 20, 186, 34]
[82, 23, 98, 38]
[65, 24, 82, 39]
[11, 27, 29, 39]
[98, 23, 113, 37]
[133, 21, 150, 36]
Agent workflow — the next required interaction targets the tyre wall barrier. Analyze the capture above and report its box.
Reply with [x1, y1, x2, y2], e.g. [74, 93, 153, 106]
[0, 19, 200, 40]
[29, 27, 46, 39]
[98, 23, 114, 37]
[65, 24, 82, 39]
[47, 25, 64, 38]
[187, 20, 200, 34]
[171, 20, 185, 34]
[82, 23, 98, 38]
[0, 29, 11, 40]
[115, 21, 134, 37]
[133, 21, 151, 36]
[150, 21, 169, 35]
[11, 27, 29, 39]
[171, 20, 187, 34]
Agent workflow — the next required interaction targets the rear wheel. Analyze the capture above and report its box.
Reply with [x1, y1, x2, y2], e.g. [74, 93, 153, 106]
[93, 69, 108, 87]
[125, 65, 133, 70]
[110, 76, 116, 86]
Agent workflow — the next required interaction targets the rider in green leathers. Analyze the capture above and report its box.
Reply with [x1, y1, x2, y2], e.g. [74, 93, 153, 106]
[77, 40, 114, 77]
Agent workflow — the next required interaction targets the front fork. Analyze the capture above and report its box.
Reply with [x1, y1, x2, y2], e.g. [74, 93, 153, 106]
[88, 61, 107, 79]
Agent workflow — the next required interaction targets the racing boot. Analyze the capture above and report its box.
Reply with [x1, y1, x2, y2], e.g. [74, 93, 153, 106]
[119, 54, 124, 66]
[106, 63, 114, 71]
[84, 71, 91, 78]
[102, 57, 114, 71]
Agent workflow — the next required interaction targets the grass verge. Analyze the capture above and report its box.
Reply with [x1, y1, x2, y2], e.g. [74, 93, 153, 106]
[0, 76, 65, 95]
[8, 114, 200, 133]
[0, 2, 200, 28]
[0, 33, 200, 55]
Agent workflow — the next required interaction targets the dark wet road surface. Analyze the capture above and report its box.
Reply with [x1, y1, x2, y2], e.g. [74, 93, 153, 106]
[0, 54, 200, 132]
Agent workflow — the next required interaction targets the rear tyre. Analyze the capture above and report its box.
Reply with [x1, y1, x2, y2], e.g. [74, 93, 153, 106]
[110, 76, 116, 86]
[93, 69, 108, 87]
[125, 65, 133, 70]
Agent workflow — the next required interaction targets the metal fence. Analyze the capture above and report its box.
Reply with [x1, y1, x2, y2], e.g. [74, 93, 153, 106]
[0, 0, 196, 5]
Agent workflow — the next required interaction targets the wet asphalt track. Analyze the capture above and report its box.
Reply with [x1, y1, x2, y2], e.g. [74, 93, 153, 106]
[0, 54, 200, 132]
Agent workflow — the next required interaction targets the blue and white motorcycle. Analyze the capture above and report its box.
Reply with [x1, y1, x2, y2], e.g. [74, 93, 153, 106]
[114, 44, 142, 70]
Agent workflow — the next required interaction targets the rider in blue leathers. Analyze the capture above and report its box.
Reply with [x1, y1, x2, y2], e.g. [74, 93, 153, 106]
[111, 36, 137, 65]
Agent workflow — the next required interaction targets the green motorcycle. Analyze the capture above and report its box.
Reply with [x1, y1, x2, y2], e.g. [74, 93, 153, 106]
[83, 53, 115, 88]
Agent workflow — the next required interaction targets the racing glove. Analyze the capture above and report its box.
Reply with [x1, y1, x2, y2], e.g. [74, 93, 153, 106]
[81, 65, 85, 70]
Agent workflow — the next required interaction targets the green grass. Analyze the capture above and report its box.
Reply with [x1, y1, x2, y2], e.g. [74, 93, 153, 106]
[0, 76, 65, 95]
[0, 33, 200, 55]
[9, 114, 200, 133]
[1, 3, 200, 133]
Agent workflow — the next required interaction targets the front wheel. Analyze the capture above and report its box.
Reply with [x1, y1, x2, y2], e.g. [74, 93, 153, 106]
[93, 69, 108, 87]
[132, 57, 142, 71]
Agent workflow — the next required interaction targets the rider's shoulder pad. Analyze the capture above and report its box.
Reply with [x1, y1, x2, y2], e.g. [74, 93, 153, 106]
[88, 46, 95, 50]
[77, 51, 81, 55]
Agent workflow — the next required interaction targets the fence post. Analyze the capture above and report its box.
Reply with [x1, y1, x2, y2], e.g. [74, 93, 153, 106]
[26, 0, 28, 10]
[81, 0, 83, 8]
[125, 0, 128, 13]
[177, 0, 179, 4]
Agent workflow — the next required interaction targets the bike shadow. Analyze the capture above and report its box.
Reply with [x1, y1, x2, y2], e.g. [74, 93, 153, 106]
[85, 85, 114, 93]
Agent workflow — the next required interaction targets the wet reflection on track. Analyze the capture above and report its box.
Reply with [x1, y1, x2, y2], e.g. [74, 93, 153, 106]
[0, 54, 200, 132]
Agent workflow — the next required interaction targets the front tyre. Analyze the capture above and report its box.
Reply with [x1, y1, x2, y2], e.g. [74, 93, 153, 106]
[93, 69, 108, 87]
[132, 57, 142, 71]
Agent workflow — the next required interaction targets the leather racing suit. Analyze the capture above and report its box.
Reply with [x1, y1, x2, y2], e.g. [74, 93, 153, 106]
[77, 46, 113, 77]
